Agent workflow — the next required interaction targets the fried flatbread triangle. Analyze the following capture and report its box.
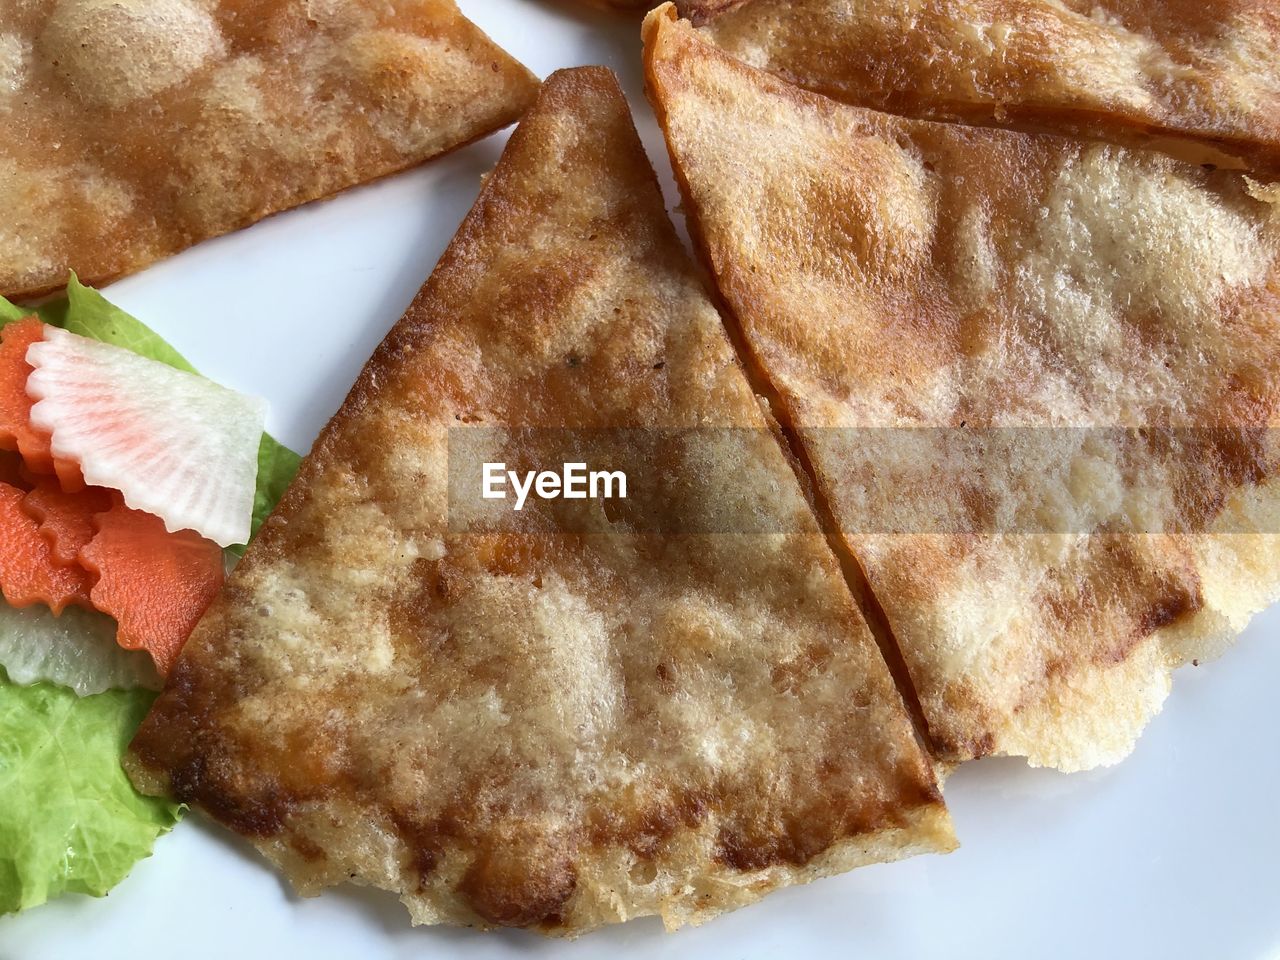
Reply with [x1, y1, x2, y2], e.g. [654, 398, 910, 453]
[126, 67, 954, 934]
[0, 0, 538, 299]
[645, 7, 1280, 771]
[675, 0, 1280, 170]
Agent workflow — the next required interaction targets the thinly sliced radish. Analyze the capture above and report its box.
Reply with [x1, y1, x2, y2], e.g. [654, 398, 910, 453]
[27, 327, 267, 547]
[0, 603, 160, 695]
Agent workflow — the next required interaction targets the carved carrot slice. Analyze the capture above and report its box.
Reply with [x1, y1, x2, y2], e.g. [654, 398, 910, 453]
[0, 480, 93, 614]
[0, 450, 25, 489]
[0, 317, 83, 488]
[79, 504, 225, 675]
[22, 480, 115, 567]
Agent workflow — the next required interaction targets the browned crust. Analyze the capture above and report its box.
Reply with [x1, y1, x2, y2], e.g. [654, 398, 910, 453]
[128, 65, 955, 934]
[673, 0, 751, 24]
[673, 0, 1280, 174]
[4, 118, 532, 303]
[642, 8, 939, 758]
[1, 0, 539, 299]
[644, 6, 1280, 770]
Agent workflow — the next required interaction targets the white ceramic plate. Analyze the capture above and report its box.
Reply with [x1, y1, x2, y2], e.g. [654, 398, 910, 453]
[4, 3, 1278, 958]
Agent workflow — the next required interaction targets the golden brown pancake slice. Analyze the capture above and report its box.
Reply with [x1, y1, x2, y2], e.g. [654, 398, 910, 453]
[645, 8, 1280, 771]
[125, 67, 954, 934]
[0, 0, 538, 299]
[675, 0, 1280, 170]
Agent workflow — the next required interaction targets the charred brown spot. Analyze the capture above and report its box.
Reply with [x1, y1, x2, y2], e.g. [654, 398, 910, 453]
[397, 824, 442, 886]
[130, 660, 293, 838]
[587, 786, 712, 860]
[1037, 535, 1203, 672]
[387, 557, 453, 645]
[715, 789, 927, 872]
[457, 846, 578, 928]
[965, 730, 997, 759]
[1150, 425, 1274, 530]
[958, 482, 998, 533]
[922, 680, 1000, 761]
[759, 815, 840, 869]
[654, 660, 679, 694]
[289, 832, 327, 863]
[166, 753, 294, 838]
[713, 748, 945, 873]
[1136, 583, 1202, 638]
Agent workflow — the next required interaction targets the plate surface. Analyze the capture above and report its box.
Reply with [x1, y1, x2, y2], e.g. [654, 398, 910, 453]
[3, 2, 1277, 957]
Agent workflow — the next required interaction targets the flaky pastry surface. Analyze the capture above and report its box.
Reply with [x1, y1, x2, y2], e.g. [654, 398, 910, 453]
[0, 0, 538, 297]
[127, 67, 954, 934]
[646, 8, 1280, 770]
[677, 0, 1280, 170]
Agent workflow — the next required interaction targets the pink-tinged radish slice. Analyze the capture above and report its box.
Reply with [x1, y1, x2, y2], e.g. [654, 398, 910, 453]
[26, 327, 267, 548]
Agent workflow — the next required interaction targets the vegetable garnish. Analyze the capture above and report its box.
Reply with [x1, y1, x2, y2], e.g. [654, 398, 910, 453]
[2, 474, 225, 677]
[28, 326, 268, 549]
[0, 604, 158, 696]
[0, 316, 81, 488]
[0, 278, 302, 916]
[0, 449, 23, 486]
[80, 504, 225, 677]
[0, 318, 240, 673]
[0, 481, 93, 614]
[0, 668, 180, 915]
[1, 275, 301, 550]
[22, 479, 114, 567]
[0, 318, 48, 465]
[0, 284, 299, 673]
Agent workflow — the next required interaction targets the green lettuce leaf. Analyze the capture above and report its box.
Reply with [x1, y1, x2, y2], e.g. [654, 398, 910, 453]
[0, 668, 182, 914]
[0, 290, 70, 330]
[0, 274, 193, 371]
[237, 435, 302, 557]
[60, 275, 198, 374]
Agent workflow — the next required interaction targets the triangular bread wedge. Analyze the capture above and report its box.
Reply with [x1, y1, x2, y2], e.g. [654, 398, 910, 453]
[645, 7, 1280, 771]
[1, 0, 538, 298]
[126, 67, 954, 934]
[675, 0, 1280, 170]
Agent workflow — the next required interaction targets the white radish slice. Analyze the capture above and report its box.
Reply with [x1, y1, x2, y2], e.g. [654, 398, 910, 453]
[26, 327, 266, 547]
[0, 603, 160, 695]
